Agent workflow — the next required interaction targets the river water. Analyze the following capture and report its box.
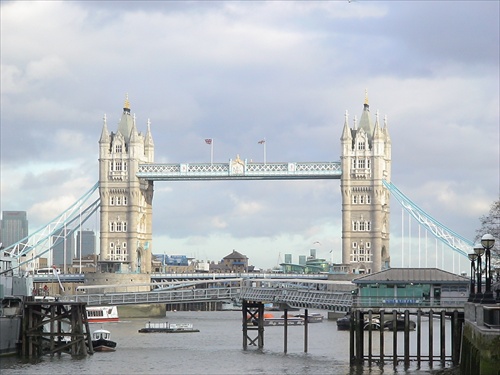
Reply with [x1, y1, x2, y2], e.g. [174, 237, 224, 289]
[1, 310, 452, 374]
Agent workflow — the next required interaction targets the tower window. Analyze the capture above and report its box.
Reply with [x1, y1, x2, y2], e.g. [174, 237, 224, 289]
[358, 142, 365, 150]
[352, 242, 357, 248]
[115, 145, 122, 153]
[358, 159, 365, 169]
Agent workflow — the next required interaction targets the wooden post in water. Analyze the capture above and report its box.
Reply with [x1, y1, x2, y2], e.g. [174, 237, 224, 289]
[404, 310, 410, 368]
[349, 312, 355, 364]
[451, 310, 461, 365]
[416, 309, 422, 364]
[392, 310, 397, 366]
[367, 310, 373, 364]
[429, 310, 434, 366]
[283, 307, 288, 354]
[379, 310, 385, 364]
[304, 308, 308, 353]
[440, 310, 446, 365]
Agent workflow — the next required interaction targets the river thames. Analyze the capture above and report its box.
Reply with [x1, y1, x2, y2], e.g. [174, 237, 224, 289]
[1, 310, 452, 375]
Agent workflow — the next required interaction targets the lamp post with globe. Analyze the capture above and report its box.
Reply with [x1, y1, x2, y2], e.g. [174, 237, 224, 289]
[467, 253, 477, 302]
[473, 244, 484, 303]
[480, 234, 496, 304]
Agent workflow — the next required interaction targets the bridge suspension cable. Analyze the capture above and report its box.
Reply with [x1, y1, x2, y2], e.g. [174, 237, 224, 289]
[1, 182, 100, 273]
[383, 180, 473, 259]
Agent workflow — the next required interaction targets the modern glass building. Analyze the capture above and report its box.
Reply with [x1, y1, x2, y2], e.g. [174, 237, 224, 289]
[0, 211, 28, 248]
[76, 230, 96, 258]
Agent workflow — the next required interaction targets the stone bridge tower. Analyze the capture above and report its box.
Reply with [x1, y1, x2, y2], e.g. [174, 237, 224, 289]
[340, 94, 391, 274]
[97, 96, 154, 277]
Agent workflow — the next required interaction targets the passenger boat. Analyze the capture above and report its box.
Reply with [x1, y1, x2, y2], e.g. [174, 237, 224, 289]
[86, 306, 119, 323]
[138, 322, 200, 333]
[294, 313, 324, 323]
[92, 329, 117, 352]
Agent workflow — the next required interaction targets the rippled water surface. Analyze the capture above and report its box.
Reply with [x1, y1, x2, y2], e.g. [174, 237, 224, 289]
[1, 310, 451, 374]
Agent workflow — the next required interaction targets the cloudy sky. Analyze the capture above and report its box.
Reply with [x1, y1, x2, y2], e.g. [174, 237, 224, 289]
[1, 1, 498, 272]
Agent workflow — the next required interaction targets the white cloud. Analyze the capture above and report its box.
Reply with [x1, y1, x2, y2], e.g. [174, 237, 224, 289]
[1, 0, 498, 271]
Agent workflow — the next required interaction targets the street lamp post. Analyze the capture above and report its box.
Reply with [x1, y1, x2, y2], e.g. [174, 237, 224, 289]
[481, 233, 496, 304]
[467, 253, 477, 302]
[473, 244, 484, 303]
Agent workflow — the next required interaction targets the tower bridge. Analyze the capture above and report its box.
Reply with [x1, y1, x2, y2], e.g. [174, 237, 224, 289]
[2, 94, 475, 296]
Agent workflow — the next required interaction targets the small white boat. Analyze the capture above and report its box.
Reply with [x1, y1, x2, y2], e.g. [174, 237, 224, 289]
[86, 306, 119, 323]
[138, 322, 200, 333]
[294, 313, 324, 323]
[92, 329, 117, 352]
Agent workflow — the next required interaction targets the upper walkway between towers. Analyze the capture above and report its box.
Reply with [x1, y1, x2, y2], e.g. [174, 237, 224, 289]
[136, 160, 342, 181]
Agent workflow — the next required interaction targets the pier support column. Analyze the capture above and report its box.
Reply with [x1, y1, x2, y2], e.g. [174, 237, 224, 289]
[242, 300, 264, 350]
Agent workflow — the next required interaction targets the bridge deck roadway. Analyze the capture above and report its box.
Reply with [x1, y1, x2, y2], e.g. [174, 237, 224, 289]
[137, 161, 342, 181]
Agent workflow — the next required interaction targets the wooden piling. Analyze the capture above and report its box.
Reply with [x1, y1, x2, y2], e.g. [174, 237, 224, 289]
[242, 300, 264, 350]
[22, 300, 92, 357]
[304, 308, 308, 353]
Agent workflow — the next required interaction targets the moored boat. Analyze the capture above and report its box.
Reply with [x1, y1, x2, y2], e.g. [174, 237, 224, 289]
[336, 313, 351, 330]
[87, 306, 119, 323]
[383, 315, 416, 331]
[138, 322, 200, 333]
[92, 329, 117, 352]
[252, 313, 305, 326]
[294, 312, 324, 323]
[0, 297, 23, 356]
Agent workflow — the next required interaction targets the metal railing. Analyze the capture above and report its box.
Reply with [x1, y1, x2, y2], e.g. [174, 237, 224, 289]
[63, 287, 241, 306]
[351, 296, 467, 310]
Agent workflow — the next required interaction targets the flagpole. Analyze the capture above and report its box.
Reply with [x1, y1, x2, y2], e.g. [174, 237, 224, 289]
[211, 139, 214, 165]
[263, 138, 266, 164]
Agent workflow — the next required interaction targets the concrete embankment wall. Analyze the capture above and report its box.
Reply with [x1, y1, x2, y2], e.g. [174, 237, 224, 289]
[460, 303, 500, 375]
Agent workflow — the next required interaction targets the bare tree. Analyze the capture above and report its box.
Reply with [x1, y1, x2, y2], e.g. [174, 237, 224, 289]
[474, 199, 500, 263]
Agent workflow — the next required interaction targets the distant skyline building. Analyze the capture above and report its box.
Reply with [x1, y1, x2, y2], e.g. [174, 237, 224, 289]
[1, 211, 28, 249]
[52, 228, 75, 266]
[76, 230, 96, 258]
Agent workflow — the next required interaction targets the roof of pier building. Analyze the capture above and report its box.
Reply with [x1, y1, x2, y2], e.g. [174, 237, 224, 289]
[352, 268, 469, 285]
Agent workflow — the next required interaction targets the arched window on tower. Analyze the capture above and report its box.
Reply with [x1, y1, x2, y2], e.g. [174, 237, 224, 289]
[358, 141, 365, 150]
[115, 144, 122, 153]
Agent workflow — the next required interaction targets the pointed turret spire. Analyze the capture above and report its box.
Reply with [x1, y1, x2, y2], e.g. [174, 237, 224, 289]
[358, 90, 374, 138]
[117, 94, 134, 142]
[99, 113, 110, 143]
[124, 93, 131, 114]
[341, 110, 352, 141]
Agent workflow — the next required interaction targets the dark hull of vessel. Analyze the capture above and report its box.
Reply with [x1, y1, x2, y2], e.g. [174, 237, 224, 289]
[92, 339, 117, 352]
[384, 319, 416, 331]
[0, 316, 22, 356]
[138, 328, 200, 333]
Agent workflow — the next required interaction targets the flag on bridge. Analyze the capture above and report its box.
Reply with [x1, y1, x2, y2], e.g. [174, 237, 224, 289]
[258, 139, 265, 144]
[205, 138, 212, 145]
